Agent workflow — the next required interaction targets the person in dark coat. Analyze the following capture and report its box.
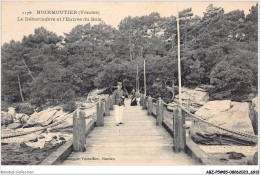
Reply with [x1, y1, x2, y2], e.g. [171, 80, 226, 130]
[130, 88, 137, 106]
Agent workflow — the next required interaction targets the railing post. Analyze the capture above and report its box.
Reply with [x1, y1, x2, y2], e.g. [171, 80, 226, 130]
[105, 96, 110, 116]
[142, 96, 147, 110]
[73, 109, 86, 152]
[140, 94, 144, 106]
[148, 96, 152, 115]
[109, 95, 114, 110]
[96, 98, 104, 127]
[156, 97, 163, 126]
[173, 107, 186, 152]
[102, 100, 105, 117]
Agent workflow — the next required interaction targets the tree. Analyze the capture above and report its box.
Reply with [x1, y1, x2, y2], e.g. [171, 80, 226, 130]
[179, 8, 193, 48]
[1, 4, 258, 109]
[244, 4, 258, 44]
[210, 49, 257, 101]
[1, 41, 28, 103]
[29, 62, 76, 107]
[63, 23, 117, 96]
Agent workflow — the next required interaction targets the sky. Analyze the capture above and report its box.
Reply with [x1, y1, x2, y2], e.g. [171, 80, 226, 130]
[1, 1, 258, 44]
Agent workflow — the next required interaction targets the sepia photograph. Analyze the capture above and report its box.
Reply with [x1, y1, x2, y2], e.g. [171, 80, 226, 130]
[1, 0, 259, 174]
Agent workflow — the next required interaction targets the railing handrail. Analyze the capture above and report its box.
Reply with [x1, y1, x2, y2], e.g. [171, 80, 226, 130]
[139, 93, 258, 142]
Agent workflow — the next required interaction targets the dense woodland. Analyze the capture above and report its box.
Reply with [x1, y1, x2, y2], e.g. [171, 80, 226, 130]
[1, 4, 258, 112]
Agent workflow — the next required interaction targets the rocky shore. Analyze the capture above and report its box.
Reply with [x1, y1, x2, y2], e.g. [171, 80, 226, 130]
[1, 90, 101, 165]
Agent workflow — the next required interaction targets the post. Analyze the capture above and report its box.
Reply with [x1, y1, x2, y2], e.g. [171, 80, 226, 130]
[144, 59, 146, 97]
[140, 94, 143, 106]
[109, 95, 113, 110]
[142, 96, 147, 110]
[148, 96, 153, 115]
[96, 98, 104, 126]
[105, 96, 110, 116]
[156, 97, 163, 126]
[102, 100, 105, 117]
[172, 80, 175, 101]
[73, 110, 86, 152]
[137, 65, 139, 93]
[177, 12, 182, 106]
[136, 65, 139, 93]
[173, 107, 186, 152]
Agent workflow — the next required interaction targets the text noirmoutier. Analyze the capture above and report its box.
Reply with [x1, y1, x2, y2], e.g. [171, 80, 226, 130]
[19, 10, 101, 22]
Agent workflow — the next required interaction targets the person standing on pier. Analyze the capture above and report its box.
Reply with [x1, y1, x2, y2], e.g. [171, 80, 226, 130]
[113, 82, 126, 126]
[130, 88, 137, 106]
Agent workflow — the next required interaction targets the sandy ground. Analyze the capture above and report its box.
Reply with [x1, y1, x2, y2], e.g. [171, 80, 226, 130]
[199, 145, 258, 157]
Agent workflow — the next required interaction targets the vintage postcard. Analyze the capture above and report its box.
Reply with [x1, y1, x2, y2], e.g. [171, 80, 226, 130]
[1, 1, 259, 174]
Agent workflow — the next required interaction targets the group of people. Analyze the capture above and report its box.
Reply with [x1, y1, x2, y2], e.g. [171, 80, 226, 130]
[112, 82, 138, 126]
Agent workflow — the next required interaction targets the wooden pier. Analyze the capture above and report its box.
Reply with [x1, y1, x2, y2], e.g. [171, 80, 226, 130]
[62, 100, 199, 165]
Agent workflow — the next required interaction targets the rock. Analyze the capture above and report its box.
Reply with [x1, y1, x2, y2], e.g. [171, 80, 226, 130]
[52, 111, 68, 123]
[185, 121, 193, 129]
[44, 133, 56, 142]
[227, 102, 254, 134]
[38, 135, 45, 139]
[26, 108, 59, 126]
[190, 100, 256, 145]
[176, 87, 209, 105]
[226, 152, 245, 160]
[26, 111, 44, 125]
[59, 136, 65, 141]
[174, 87, 209, 112]
[15, 113, 30, 124]
[22, 123, 37, 128]
[20, 133, 65, 149]
[249, 96, 258, 135]
[50, 113, 73, 130]
[44, 139, 65, 150]
[29, 137, 38, 142]
[15, 113, 25, 120]
[8, 107, 16, 115]
[86, 88, 106, 102]
[49, 138, 62, 145]
[195, 100, 231, 120]
[219, 158, 229, 163]
[23, 139, 45, 149]
[1, 112, 14, 126]
[247, 152, 258, 165]
[36, 109, 58, 126]
[7, 123, 22, 129]
[253, 152, 258, 165]
[21, 114, 30, 124]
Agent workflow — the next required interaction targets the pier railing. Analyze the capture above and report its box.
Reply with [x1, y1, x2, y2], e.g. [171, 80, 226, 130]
[73, 95, 115, 152]
[139, 93, 258, 153]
